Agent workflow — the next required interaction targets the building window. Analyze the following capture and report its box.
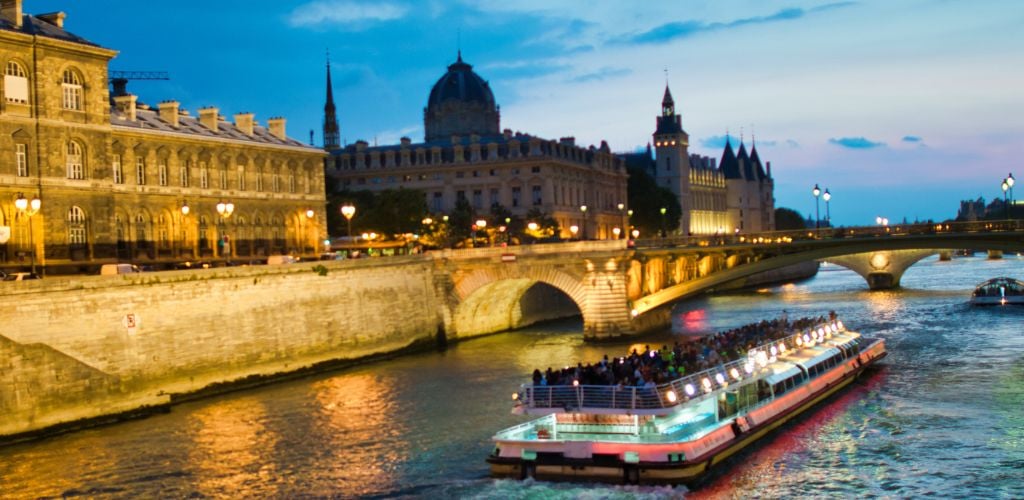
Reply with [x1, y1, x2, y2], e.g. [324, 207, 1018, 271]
[456, 190, 466, 201]
[4, 61, 29, 104]
[273, 173, 280, 192]
[200, 163, 209, 189]
[112, 154, 122, 184]
[135, 214, 148, 244]
[66, 141, 84, 179]
[237, 166, 246, 191]
[531, 166, 540, 173]
[289, 173, 296, 192]
[666, 157, 671, 171]
[15, 143, 27, 177]
[532, 185, 542, 206]
[180, 160, 190, 187]
[455, 171, 464, 178]
[489, 169, 496, 176]
[472, 170, 479, 177]
[61, 69, 83, 110]
[219, 168, 227, 189]
[490, 188, 499, 206]
[256, 169, 263, 192]
[304, 172, 311, 194]
[67, 206, 86, 244]
[512, 186, 521, 207]
[432, 191, 443, 212]
[136, 157, 146, 185]
[472, 189, 483, 209]
[158, 161, 168, 186]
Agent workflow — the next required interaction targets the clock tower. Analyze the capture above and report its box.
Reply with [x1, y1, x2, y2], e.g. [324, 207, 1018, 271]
[653, 84, 691, 235]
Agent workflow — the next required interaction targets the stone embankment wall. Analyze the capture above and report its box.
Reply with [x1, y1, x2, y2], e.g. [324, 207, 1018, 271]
[0, 257, 441, 438]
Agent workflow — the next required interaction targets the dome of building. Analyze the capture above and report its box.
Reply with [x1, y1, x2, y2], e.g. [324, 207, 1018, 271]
[424, 52, 500, 142]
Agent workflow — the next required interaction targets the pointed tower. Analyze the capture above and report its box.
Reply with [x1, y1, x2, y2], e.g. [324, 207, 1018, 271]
[653, 83, 691, 235]
[323, 54, 340, 151]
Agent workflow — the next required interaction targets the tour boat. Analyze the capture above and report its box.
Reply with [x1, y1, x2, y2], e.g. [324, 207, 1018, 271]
[487, 320, 886, 485]
[970, 277, 1024, 305]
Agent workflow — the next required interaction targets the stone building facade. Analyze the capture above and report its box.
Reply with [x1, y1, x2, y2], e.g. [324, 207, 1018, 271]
[624, 85, 774, 235]
[324, 54, 628, 240]
[0, 1, 326, 274]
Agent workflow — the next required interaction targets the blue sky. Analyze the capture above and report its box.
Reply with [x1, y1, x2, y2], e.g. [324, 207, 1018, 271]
[33, 0, 1024, 225]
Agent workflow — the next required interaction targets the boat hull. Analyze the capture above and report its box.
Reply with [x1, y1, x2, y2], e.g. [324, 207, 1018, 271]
[488, 339, 887, 486]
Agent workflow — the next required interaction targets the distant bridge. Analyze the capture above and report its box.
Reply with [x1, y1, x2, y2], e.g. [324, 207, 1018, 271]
[432, 220, 1024, 340]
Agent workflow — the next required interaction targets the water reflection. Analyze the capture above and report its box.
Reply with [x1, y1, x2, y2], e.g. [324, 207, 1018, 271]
[186, 397, 279, 498]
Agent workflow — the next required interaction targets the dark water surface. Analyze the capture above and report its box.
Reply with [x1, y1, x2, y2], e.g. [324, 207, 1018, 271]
[2, 255, 1023, 498]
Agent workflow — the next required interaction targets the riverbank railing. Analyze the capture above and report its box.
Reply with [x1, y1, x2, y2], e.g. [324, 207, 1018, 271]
[517, 320, 849, 413]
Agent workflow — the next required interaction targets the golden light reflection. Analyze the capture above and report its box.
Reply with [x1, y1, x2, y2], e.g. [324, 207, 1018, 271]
[310, 374, 405, 498]
[186, 397, 279, 498]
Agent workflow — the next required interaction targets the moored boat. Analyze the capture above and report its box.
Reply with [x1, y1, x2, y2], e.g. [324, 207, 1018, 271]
[487, 319, 886, 485]
[970, 277, 1024, 305]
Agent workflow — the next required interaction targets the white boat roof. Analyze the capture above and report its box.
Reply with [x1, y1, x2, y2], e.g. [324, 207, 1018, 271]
[764, 364, 803, 385]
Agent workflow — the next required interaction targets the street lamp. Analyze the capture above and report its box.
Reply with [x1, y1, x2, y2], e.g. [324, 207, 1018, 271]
[475, 218, 487, 247]
[1002, 178, 1010, 219]
[304, 209, 315, 255]
[631, 229, 640, 239]
[570, 225, 579, 239]
[14, 192, 40, 276]
[216, 200, 234, 259]
[812, 184, 821, 229]
[180, 201, 191, 258]
[579, 205, 588, 240]
[612, 227, 621, 239]
[659, 207, 667, 237]
[876, 216, 882, 226]
[340, 203, 356, 239]
[617, 202, 625, 239]
[1008, 173, 1016, 208]
[822, 188, 831, 227]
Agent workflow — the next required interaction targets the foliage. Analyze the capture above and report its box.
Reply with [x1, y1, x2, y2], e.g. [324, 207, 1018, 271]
[327, 188, 427, 238]
[774, 207, 807, 230]
[626, 165, 681, 237]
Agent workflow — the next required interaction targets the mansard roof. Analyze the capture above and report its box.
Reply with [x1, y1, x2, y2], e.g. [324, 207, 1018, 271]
[0, 14, 103, 48]
[111, 106, 316, 150]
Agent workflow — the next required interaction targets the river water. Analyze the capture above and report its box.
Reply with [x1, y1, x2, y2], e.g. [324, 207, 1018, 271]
[2, 255, 1023, 499]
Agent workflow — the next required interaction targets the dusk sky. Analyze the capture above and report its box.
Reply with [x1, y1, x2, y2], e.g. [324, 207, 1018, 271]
[34, 1, 1024, 226]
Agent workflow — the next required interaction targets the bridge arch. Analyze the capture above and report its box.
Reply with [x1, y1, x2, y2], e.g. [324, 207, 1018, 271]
[450, 266, 587, 338]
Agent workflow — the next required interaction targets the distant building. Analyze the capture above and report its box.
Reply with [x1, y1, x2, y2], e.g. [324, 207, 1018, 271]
[324, 53, 628, 239]
[957, 197, 986, 221]
[619, 85, 775, 234]
[0, 1, 326, 273]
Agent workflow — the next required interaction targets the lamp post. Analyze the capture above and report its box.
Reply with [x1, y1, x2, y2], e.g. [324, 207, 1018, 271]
[1002, 178, 1010, 220]
[180, 202, 191, 258]
[215, 200, 234, 259]
[617, 203, 625, 239]
[579, 205, 588, 240]
[14, 192, 40, 276]
[504, 217, 511, 245]
[442, 214, 450, 248]
[659, 207, 667, 238]
[340, 204, 356, 239]
[812, 184, 821, 229]
[1008, 173, 1016, 210]
[570, 225, 579, 239]
[475, 219, 487, 247]
[631, 229, 639, 239]
[612, 227, 621, 239]
[304, 209, 315, 256]
[822, 189, 831, 227]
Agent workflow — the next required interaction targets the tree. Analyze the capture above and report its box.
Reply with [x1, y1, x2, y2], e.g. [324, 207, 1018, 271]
[326, 188, 426, 238]
[626, 165, 681, 237]
[448, 197, 474, 246]
[774, 207, 807, 230]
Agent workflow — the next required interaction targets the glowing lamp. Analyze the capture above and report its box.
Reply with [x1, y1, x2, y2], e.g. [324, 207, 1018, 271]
[837, 320, 844, 330]
[803, 333, 812, 344]
[684, 384, 696, 396]
[701, 378, 713, 392]
[666, 390, 678, 403]
[630, 309, 639, 317]
[778, 343, 787, 354]
[715, 373, 726, 385]
[730, 367, 741, 381]
[770, 345, 778, 357]
[512, 392, 519, 401]
[744, 362, 754, 374]
[573, 380, 579, 387]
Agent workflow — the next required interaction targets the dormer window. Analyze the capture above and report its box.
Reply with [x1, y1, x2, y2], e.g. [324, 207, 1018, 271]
[61, 69, 83, 110]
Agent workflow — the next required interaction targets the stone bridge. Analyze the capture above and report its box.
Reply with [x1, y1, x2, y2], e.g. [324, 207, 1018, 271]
[434, 221, 1024, 340]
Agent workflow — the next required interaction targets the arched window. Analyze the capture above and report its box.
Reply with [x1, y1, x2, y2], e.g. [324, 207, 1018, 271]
[180, 160, 190, 187]
[256, 168, 264, 192]
[158, 161, 168, 186]
[158, 214, 170, 248]
[237, 165, 246, 191]
[200, 162, 209, 189]
[5, 61, 29, 103]
[67, 206, 86, 244]
[61, 69, 83, 110]
[288, 172, 296, 193]
[66, 141, 84, 179]
[135, 214, 148, 243]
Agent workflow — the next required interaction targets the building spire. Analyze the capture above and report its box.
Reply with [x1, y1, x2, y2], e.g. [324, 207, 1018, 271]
[323, 50, 340, 150]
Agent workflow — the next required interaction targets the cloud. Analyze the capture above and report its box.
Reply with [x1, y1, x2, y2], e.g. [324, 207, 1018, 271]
[288, 1, 408, 27]
[568, 67, 631, 83]
[622, 2, 856, 45]
[700, 135, 731, 149]
[828, 136, 885, 149]
[786, 139, 801, 148]
[902, 135, 923, 143]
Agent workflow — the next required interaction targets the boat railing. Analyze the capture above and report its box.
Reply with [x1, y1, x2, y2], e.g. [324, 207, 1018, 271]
[518, 320, 849, 412]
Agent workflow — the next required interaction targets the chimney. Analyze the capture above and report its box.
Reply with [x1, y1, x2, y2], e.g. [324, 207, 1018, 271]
[37, 11, 65, 28]
[158, 100, 180, 128]
[400, 137, 411, 147]
[559, 136, 575, 147]
[267, 117, 286, 140]
[113, 94, 137, 121]
[199, 107, 219, 132]
[1, 0, 23, 28]
[234, 112, 254, 136]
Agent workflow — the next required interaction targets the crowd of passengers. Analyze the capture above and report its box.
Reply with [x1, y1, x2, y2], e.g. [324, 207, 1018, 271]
[531, 312, 837, 388]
